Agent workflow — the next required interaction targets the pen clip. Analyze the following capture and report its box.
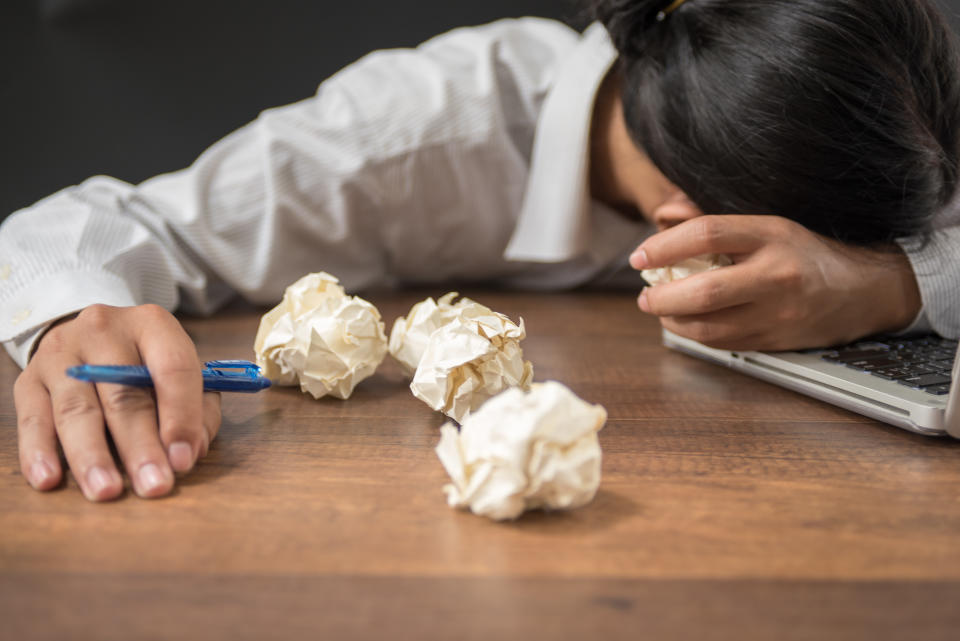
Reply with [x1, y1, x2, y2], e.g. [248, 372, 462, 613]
[201, 360, 272, 392]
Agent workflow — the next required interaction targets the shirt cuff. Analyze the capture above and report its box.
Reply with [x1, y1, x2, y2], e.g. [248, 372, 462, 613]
[3, 324, 49, 369]
[896, 229, 960, 339]
[0, 270, 139, 368]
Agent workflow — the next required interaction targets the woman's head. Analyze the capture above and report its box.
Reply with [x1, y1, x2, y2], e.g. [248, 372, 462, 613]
[589, 0, 960, 245]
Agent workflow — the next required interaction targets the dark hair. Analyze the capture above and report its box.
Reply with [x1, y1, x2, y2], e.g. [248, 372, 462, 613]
[589, 0, 960, 245]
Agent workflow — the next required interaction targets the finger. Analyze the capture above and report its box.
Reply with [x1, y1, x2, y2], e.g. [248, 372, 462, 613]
[80, 339, 174, 498]
[639, 263, 771, 317]
[93, 380, 176, 497]
[41, 355, 125, 502]
[71, 307, 177, 497]
[14, 371, 63, 491]
[659, 305, 766, 351]
[132, 305, 206, 473]
[631, 215, 780, 269]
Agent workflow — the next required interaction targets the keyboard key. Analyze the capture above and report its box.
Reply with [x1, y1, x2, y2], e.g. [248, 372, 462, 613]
[898, 373, 952, 389]
[924, 385, 951, 395]
[899, 363, 942, 375]
[845, 356, 903, 370]
[870, 367, 915, 380]
[825, 349, 889, 363]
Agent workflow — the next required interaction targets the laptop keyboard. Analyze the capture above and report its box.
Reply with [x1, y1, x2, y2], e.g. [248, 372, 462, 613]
[818, 336, 958, 396]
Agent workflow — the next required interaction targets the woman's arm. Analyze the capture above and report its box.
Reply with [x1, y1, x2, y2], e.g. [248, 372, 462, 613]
[0, 16, 581, 500]
[630, 214, 948, 351]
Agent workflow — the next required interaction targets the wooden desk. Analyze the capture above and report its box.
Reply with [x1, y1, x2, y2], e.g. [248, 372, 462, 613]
[2, 291, 960, 640]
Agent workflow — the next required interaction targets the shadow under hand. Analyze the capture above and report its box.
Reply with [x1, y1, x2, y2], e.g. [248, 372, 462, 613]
[175, 406, 283, 488]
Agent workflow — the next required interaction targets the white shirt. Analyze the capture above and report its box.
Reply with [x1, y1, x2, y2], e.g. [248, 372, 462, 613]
[2, 18, 958, 368]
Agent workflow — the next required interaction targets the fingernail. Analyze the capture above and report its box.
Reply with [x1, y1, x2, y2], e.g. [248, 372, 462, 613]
[138, 463, 166, 494]
[630, 248, 649, 269]
[638, 290, 651, 313]
[29, 459, 54, 489]
[85, 466, 114, 499]
[168, 441, 195, 472]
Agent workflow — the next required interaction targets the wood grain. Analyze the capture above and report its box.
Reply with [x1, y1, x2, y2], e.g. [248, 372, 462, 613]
[2, 290, 960, 640]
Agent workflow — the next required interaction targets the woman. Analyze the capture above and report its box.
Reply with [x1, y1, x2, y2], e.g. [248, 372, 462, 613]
[3, 0, 958, 501]
[591, 0, 960, 348]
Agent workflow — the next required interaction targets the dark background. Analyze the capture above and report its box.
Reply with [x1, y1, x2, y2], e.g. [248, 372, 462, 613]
[2, 0, 959, 222]
[0, 0, 577, 220]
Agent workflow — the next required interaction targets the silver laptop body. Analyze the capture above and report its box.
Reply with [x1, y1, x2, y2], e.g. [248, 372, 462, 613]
[662, 330, 960, 438]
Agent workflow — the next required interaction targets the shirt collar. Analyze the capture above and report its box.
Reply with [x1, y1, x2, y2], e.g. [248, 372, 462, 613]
[504, 22, 620, 262]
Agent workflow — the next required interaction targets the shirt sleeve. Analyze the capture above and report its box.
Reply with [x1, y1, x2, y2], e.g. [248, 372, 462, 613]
[896, 193, 960, 340]
[0, 17, 581, 369]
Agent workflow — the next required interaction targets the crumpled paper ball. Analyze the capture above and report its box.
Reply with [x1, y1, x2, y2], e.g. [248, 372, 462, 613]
[388, 292, 482, 377]
[253, 272, 387, 399]
[390, 293, 534, 423]
[640, 253, 732, 286]
[435, 381, 607, 521]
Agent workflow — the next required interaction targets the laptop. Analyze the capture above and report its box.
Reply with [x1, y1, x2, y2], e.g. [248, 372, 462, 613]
[663, 330, 960, 438]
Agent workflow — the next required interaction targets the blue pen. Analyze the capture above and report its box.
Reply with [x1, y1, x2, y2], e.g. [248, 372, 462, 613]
[66, 360, 272, 393]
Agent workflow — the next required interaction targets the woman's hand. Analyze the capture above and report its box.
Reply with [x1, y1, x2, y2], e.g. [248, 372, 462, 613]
[630, 215, 922, 351]
[14, 304, 221, 501]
